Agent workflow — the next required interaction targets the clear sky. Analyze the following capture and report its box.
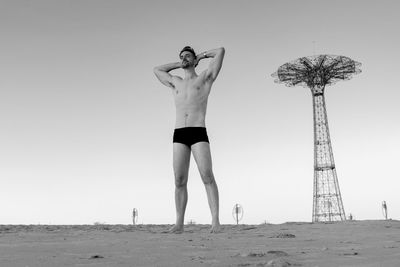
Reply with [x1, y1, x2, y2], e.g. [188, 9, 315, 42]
[1, 0, 399, 225]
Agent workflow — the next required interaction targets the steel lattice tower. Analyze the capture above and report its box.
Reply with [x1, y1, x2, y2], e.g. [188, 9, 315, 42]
[272, 55, 361, 222]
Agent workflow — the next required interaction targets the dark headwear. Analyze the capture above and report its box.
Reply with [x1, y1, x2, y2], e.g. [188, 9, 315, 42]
[179, 46, 196, 58]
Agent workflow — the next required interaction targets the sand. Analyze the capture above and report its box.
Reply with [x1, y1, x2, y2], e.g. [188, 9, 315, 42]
[1, 220, 399, 267]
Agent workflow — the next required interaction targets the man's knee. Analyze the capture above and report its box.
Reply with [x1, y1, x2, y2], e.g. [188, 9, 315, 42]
[174, 174, 188, 188]
[200, 170, 215, 185]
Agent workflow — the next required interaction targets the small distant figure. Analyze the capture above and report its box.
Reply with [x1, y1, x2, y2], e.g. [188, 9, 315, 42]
[382, 201, 388, 220]
[154, 46, 225, 233]
[232, 204, 244, 225]
[132, 208, 138, 225]
[348, 213, 353, 221]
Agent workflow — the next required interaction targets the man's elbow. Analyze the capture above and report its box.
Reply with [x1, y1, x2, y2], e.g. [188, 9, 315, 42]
[154, 67, 164, 78]
[216, 47, 225, 58]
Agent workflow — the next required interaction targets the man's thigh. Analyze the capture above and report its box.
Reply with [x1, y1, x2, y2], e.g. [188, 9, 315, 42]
[173, 143, 191, 176]
[191, 142, 213, 175]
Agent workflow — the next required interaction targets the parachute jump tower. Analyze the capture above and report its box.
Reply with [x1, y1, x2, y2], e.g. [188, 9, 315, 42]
[272, 55, 361, 222]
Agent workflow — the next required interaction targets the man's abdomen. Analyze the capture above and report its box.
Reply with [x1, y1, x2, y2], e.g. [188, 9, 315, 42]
[175, 110, 206, 128]
[174, 94, 209, 128]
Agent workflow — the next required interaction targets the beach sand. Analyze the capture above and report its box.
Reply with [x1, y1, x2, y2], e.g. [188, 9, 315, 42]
[1, 220, 399, 266]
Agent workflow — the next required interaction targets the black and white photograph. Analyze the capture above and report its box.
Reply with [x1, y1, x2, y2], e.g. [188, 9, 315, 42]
[1, 0, 399, 266]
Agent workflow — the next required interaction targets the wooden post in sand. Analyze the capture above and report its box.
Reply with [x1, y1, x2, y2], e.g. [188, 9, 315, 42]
[382, 201, 388, 220]
[132, 208, 138, 225]
[232, 204, 243, 225]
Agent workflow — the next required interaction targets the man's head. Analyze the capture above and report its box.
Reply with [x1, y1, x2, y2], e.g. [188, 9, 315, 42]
[179, 46, 197, 69]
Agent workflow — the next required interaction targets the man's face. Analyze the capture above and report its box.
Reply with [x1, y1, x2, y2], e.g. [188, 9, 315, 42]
[180, 51, 196, 69]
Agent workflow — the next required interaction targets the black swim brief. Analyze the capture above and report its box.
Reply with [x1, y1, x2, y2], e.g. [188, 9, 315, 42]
[173, 127, 210, 148]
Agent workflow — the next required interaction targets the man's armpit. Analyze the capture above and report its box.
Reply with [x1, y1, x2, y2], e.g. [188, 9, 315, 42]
[168, 81, 175, 88]
[204, 70, 214, 82]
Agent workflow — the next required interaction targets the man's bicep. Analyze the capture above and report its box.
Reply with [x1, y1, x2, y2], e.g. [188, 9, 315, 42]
[155, 70, 175, 88]
[168, 76, 178, 89]
[207, 52, 225, 81]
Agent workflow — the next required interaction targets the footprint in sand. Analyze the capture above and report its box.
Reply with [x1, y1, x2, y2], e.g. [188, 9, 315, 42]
[342, 252, 359, 256]
[265, 258, 297, 267]
[232, 252, 266, 258]
[233, 250, 289, 258]
[270, 233, 296, 238]
[89, 255, 104, 259]
[267, 251, 289, 257]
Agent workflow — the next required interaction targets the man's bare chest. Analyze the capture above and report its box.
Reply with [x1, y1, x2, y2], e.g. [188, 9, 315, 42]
[173, 80, 210, 100]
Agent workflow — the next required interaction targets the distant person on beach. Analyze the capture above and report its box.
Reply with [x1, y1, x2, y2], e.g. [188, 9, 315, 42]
[154, 46, 225, 233]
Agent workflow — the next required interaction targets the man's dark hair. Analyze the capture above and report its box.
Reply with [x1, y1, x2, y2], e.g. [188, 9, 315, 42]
[179, 46, 196, 59]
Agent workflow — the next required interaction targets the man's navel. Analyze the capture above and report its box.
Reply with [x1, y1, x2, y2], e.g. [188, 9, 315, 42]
[184, 113, 189, 126]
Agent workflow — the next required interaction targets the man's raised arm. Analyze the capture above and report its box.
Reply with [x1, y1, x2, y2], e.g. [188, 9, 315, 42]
[153, 62, 181, 88]
[198, 47, 225, 82]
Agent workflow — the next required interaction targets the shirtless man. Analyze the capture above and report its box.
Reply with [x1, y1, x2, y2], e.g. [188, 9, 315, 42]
[154, 46, 225, 233]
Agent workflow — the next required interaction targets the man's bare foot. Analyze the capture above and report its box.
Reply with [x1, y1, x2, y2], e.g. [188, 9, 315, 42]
[210, 223, 221, 233]
[169, 224, 184, 234]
